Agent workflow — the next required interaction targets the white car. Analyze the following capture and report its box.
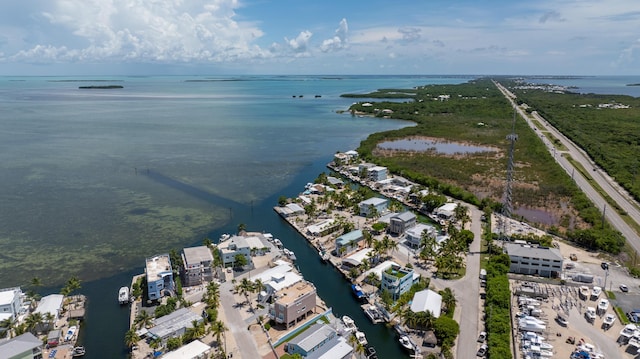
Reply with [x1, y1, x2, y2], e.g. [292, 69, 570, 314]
[477, 331, 487, 343]
[620, 284, 629, 292]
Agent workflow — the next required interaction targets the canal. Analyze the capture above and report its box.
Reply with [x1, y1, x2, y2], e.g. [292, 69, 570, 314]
[78, 154, 407, 358]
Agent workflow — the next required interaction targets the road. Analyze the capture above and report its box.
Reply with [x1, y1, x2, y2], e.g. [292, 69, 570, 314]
[494, 81, 640, 255]
[220, 279, 261, 359]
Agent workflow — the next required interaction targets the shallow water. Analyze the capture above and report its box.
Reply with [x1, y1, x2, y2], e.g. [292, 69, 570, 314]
[378, 138, 497, 154]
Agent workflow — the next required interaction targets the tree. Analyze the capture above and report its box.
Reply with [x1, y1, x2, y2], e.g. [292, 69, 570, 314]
[204, 281, 221, 309]
[166, 336, 183, 351]
[61, 276, 81, 296]
[278, 195, 288, 207]
[24, 312, 43, 334]
[185, 320, 206, 342]
[433, 316, 459, 347]
[419, 230, 437, 262]
[439, 288, 456, 316]
[238, 278, 255, 307]
[237, 223, 247, 234]
[134, 310, 153, 329]
[124, 328, 140, 349]
[211, 320, 228, 354]
[363, 230, 374, 248]
[233, 254, 248, 269]
[169, 248, 183, 271]
[453, 204, 470, 227]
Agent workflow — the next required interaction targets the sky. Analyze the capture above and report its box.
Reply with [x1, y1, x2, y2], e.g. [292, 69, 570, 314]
[1, 0, 639, 76]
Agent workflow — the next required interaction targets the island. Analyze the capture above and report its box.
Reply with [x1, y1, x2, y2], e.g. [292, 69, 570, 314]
[78, 85, 123, 89]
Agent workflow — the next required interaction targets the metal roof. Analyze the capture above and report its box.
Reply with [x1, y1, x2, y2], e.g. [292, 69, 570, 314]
[0, 333, 42, 359]
[505, 243, 563, 261]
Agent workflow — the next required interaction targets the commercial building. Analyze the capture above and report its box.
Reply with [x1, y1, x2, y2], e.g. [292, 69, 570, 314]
[504, 243, 563, 277]
[146, 254, 175, 301]
[181, 246, 214, 287]
[269, 281, 316, 329]
[0, 332, 43, 359]
[388, 211, 417, 236]
[381, 264, 418, 301]
[0, 287, 23, 322]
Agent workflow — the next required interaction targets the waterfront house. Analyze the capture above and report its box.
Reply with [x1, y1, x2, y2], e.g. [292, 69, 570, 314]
[275, 203, 306, 218]
[335, 230, 364, 256]
[410, 289, 442, 318]
[404, 223, 437, 248]
[286, 322, 353, 359]
[162, 339, 210, 359]
[147, 307, 203, 343]
[341, 248, 373, 269]
[181, 246, 214, 287]
[381, 264, 418, 301]
[269, 281, 316, 329]
[389, 211, 417, 236]
[504, 243, 563, 277]
[362, 261, 399, 282]
[146, 254, 175, 301]
[358, 197, 388, 217]
[0, 287, 23, 323]
[218, 236, 252, 268]
[0, 332, 43, 359]
[435, 202, 458, 220]
[409, 189, 430, 206]
[368, 166, 388, 181]
[261, 272, 303, 303]
[326, 176, 344, 188]
[306, 218, 340, 237]
[34, 294, 64, 324]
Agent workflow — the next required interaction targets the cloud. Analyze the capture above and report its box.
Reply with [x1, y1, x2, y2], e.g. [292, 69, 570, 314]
[320, 18, 348, 52]
[284, 30, 312, 55]
[615, 38, 640, 66]
[11, 0, 268, 64]
[398, 27, 421, 43]
[539, 11, 565, 23]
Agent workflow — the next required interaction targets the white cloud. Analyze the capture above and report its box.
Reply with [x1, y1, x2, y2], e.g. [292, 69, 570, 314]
[320, 18, 348, 52]
[13, 0, 268, 64]
[398, 27, 421, 43]
[285, 30, 312, 54]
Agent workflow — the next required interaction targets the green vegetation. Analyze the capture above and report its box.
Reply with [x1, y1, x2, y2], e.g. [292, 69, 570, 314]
[484, 253, 512, 359]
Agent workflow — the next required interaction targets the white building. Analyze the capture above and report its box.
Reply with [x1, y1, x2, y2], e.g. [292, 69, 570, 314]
[410, 289, 442, 318]
[33, 294, 64, 321]
[368, 166, 388, 181]
[404, 223, 436, 248]
[0, 287, 23, 322]
[341, 248, 373, 268]
[146, 254, 174, 301]
[218, 236, 252, 267]
[435, 202, 458, 220]
[161, 340, 210, 359]
[504, 243, 563, 277]
[358, 197, 388, 217]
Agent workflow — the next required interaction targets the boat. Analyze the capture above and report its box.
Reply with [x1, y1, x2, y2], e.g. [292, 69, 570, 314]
[597, 298, 609, 313]
[342, 316, 357, 334]
[366, 346, 378, 359]
[71, 346, 86, 357]
[555, 313, 568, 327]
[603, 313, 616, 328]
[284, 248, 296, 260]
[591, 286, 602, 300]
[579, 286, 590, 299]
[65, 325, 77, 341]
[273, 238, 283, 248]
[518, 319, 546, 332]
[355, 331, 368, 346]
[364, 305, 384, 323]
[219, 233, 230, 242]
[118, 286, 130, 305]
[585, 307, 596, 322]
[399, 335, 414, 351]
[351, 284, 367, 301]
[319, 250, 330, 262]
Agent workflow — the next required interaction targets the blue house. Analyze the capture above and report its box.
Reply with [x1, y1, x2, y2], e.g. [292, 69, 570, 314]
[381, 264, 418, 300]
[358, 197, 388, 217]
[146, 254, 174, 301]
[335, 230, 364, 256]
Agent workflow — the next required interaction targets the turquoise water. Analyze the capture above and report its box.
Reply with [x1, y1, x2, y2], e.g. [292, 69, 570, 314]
[0, 75, 474, 358]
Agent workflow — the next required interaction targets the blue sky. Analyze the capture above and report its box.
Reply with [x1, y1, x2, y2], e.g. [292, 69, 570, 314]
[1, 0, 639, 75]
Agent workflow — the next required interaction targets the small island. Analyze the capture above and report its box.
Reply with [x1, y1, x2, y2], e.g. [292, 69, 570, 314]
[626, 83, 640, 86]
[78, 85, 124, 89]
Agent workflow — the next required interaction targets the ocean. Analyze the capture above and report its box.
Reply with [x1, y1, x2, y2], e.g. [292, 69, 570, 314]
[0, 75, 473, 358]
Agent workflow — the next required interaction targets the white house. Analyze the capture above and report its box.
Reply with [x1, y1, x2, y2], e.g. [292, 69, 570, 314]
[146, 254, 174, 301]
[218, 236, 252, 267]
[358, 197, 388, 217]
[162, 340, 210, 359]
[435, 202, 458, 220]
[410, 289, 442, 318]
[0, 287, 23, 322]
[33, 294, 64, 321]
[404, 223, 437, 248]
[368, 166, 388, 181]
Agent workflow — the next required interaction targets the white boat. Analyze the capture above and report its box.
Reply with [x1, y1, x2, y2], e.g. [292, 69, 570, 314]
[118, 286, 130, 305]
[579, 286, 590, 299]
[399, 335, 414, 351]
[65, 325, 77, 341]
[273, 239, 283, 248]
[597, 298, 609, 313]
[319, 250, 330, 262]
[555, 313, 568, 327]
[518, 319, 546, 332]
[591, 286, 602, 300]
[585, 307, 596, 322]
[603, 313, 616, 328]
[364, 305, 384, 323]
[342, 316, 357, 333]
[355, 331, 368, 346]
[219, 233, 230, 242]
[71, 346, 85, 357]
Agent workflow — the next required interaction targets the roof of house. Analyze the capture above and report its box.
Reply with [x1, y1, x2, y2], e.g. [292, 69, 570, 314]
[505, 243, 563, 261]
[148, 308, 202, 340]
[314, 336, 353, 359]
[253, 263, 293, 284]
[146, 254, 173, 280]
[275, 281, 316, 306]
[182, 246, 213, 266]
[266, 272, 303, 293]
[244, 235, 265, 249]
[359, 197, 388, 207]
[369, 166, 387, 172]
[436, 202, 458, 215]
[327, 176, 344, 186]
[0, 288, 19, 306]
[410, 289, 442, 318]
[392, 211, 416, 222]
[405, 223, 436, 239]
[342, 248, 373, 267]
[285, 203, 305, 213]
[362, 261, 399, 280]
[0, 332, 42, 359]
[161, 339, 210, 359]
[289, 323, 336, 352]
[34, 294, 63, 317]
[423, 330, 438, 345]
[307, 219, 336, 235]
[336, 230, 363, 246]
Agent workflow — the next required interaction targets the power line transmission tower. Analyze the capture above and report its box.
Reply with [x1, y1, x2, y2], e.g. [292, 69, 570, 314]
[500, 106, 518, 241]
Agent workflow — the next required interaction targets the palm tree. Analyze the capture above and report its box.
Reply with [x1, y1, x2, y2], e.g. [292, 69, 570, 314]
[253, 279, 265, 298]
[238, 278, 254, 307]
[204, 282, 221, 308]
[453, 204, 470, 228]
[0, 317, 14, 338]
[363, 230, 374, 248]
[439, 288, 456, 314]
[134, 310, 153, 329]
[24, 312, 43, 334]
[185, 320, 205, 342]
[124, 328, 140, 349]
[211, 320, 228, 354]
[44, 312, 55, 331]
[419, 231, 437, 263]
[237, 223, 247, 234]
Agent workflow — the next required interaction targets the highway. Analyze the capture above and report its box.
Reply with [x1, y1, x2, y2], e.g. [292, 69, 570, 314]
[494, 81, 640, 255]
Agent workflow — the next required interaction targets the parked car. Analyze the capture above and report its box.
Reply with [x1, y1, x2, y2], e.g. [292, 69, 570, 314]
[601, 262, 609, 270]
[477, 331, 487, 343]
[477, 344, 488, 357]
[620, 284, 629, 292]
[627, 312, 639, 323]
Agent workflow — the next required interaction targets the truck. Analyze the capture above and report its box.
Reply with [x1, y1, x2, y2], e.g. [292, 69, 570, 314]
[480, 268, 487, 280]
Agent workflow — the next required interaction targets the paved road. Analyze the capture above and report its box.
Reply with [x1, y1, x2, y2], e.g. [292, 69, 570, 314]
[494, 81, 640, 255]
[220, 278, 261, 359]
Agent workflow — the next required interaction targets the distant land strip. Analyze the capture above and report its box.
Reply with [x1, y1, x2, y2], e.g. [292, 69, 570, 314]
[78, 85, 124, 89]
